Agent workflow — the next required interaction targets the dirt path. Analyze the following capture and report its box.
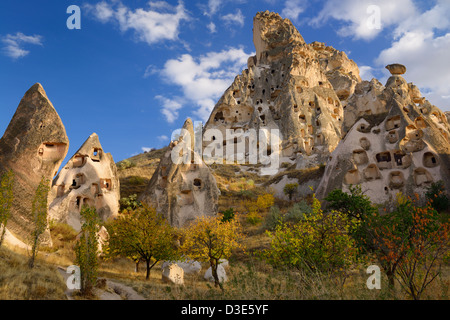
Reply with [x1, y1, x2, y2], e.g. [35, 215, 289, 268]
[57, 267, 145, 300]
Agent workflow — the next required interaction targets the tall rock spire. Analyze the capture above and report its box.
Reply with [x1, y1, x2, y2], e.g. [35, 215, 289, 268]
[203, 11, 362, 171]
[140, 118, 220, 228]
[0, 83, 69, 244]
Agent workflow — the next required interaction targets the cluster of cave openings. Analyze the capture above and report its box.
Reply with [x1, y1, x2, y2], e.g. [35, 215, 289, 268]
[179, 190, 194, 206]
[353, 150, 369, 165]
[38, 143, 67, 161]
[414, 168, 433, 186]
[73, 154, 87, 168]
[393, 151, 411, 168]
[389, 171, 405, 189]
[385, 115, 402, 131]
[376, 152, 392, 169]
[193, 178, 202, 190]
[100, 179, 112, 191]
[344, 169, 361, 185]
[92, 148, 102, 162]
[423, 152, 438, 168]
[363, 164, 380, 181]
[71, 173, 86, 189]
[414, 117, 427, 129]
[360, 137, 371, 151]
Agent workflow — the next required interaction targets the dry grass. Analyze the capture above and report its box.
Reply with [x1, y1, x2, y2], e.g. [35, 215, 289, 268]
[0, 246, 67, 300]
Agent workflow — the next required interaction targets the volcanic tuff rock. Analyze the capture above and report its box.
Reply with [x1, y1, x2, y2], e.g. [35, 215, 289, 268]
[203, 11, 361, 170]
[0, 83, 69, 244]
[140, 118, 220, 228]
[317, 68, 450, 205]
[49, 133, 120, 231]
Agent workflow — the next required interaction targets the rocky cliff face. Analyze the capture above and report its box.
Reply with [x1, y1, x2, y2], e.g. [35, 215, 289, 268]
[0, 83, 69, 244]
[140, 118, 220, 228]
[317, 65, 450, 205]
[203, 11, 361, 171]
[49, 133, 120, 231]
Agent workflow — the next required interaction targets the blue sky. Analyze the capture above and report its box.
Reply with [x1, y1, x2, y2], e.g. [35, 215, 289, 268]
[1, 0, 449, 163]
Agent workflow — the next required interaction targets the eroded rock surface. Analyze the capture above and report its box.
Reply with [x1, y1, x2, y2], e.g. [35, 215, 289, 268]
[0, 83, 69, 244]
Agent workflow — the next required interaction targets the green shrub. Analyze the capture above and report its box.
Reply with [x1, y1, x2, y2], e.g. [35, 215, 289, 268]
[425, 180, 449, 212]
[284, 201, 312, 224]
[221, 208, 235, 223]
[264, 206, 283, 231]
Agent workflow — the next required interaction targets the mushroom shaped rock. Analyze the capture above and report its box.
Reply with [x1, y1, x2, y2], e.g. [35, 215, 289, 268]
[386, 64, 407, 75]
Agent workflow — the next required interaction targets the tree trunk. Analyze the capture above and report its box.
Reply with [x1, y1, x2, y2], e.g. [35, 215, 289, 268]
[146, 260, 151, 280]
[135, 261, 140, 273]
[211, 259, 223, 290]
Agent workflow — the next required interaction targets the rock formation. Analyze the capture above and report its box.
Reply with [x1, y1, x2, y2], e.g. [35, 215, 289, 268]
[49, 133, 120, 231]
[139, 118, 220, 228]
[203, 11, 361, 171]
[0, 83, 69, 244]
[317, 64, 450, 205]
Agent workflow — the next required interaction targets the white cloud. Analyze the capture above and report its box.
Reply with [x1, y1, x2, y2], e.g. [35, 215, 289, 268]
[310, 0, 417, 40]
[85, 1, 190, 45]
[281, 0, 307, 22]
[155, 95, 184, 123]
[221, 9, 245, 28]
[141, 147, 154, 153]
[143, 64, 159, 78]
[375, 0, 450, 111]
[158, 47, 252, 122]
[1, 32, 43, 59]
[157, 135, 169, 142]
[207, 22, 217, 34]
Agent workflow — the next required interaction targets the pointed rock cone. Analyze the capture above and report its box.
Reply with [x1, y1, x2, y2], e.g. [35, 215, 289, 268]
[139, 118, 220, 228]
[49, 133, 120, 231]
[0, 83, 69, 245]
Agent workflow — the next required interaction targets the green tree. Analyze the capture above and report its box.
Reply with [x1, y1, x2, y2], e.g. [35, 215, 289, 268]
[283, 183, 299, 201]
[263, 194, 360, 289]
[325, 185, 377, 220]
[0, 170, 14, 247]
[106, 205, 179, 280]
[74, 205, 100, 296]
[28, 176, 50, 268]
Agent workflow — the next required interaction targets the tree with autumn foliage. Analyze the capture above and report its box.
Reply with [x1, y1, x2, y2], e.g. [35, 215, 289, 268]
[180, 215, 243, 290]
[105, 205, 179, 280]
[367, 193, 450, 299]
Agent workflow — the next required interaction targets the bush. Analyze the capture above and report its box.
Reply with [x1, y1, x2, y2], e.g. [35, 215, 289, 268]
[284, 200, 312, 224]
[263, 206, 283, 231]
[118, 159, 136, 170]
[425, 180, 449, 212]
[283, 183, 299, 201]
[262, 195, 360, 288]
[221, 208, 235, 223]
